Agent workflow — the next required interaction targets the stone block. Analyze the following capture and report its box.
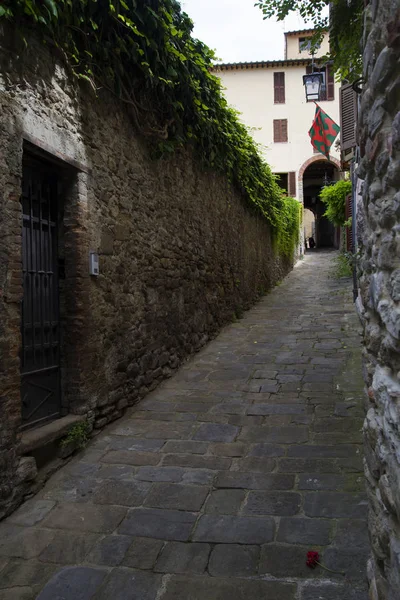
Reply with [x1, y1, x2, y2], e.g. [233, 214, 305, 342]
[215, 472, 294, 490]
[155, 542, 210, 574]
[301, 583, 368, 600]
[247, 404, 306, 415]
[0, 560, 56, 591]
[248, 443, 285, 457]
[7, 500, 55, 526]
[235, 457, 276, 472]
[42, 503, 127, 533]
[260, 544, 321, 578]
[323, 547, 370, 581]
[162, 441, 208, 454]
[144, 483, 209, 511]
[36, 567, 107, 600]
[278, 458, 340, 473]
[209, 442, 246, 457]
[304, 493, 368, 518]
[122, 537, 164, 570]
[243, 491, 301, 516]
[93, 568, 162, 600]
[208, 544, 259, 577]
[277, 517, 332, 545]
[193, 423, 239, 442]
[333, 519, 369, 548]
[298, 474, 346, 490]
[162, 575, 296, 600]
[204, 489, 245, 514]
[119, 508, 197, 541]
[239, 426, 308, 443]
[39, 531, 100, 564]
[135, 466, 184, 482]
[192, 514, 275, 544]
[92, 480, 151, 506]
[162, 454, 231, 470]
[0, 526, 54, 559]
[85, 535, 132, 566]
[287, 445, 361, 459]
[101, 450, 160, 466]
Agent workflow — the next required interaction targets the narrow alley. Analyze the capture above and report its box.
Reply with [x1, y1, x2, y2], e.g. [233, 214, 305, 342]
[0, 252, 368, 600]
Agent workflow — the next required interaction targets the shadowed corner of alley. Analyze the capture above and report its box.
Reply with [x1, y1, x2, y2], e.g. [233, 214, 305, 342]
[0, 251, 368, 600]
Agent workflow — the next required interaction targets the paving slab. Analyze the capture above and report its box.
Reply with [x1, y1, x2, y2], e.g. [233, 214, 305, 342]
[0, 252, 368, 599]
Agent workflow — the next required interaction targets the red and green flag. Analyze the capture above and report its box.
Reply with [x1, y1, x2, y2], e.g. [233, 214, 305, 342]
[308, 104, 340, 159]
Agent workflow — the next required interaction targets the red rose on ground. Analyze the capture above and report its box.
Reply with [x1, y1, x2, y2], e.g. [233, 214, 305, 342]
[306, 551, 320, 568]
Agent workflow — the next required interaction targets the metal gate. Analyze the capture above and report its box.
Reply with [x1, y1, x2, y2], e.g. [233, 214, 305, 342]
[20, 159, 61, 430]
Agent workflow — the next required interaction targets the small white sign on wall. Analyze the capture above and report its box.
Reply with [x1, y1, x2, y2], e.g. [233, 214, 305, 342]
[89, 251, 99, 276]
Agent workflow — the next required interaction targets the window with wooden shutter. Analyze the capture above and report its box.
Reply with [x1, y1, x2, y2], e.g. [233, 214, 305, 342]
[345, 193, 353, 251]
[274, 72, 285, 104]
[288, 172, 296, 197]
[340, 83, 357, 151]
[327, 64, 334, 100]
[273, 119, 288, 143]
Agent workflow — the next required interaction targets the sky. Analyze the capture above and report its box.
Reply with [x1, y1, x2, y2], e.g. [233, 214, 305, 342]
[180, 0, 311, 63]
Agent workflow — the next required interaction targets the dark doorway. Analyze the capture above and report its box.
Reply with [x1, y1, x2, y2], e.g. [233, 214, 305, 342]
[20, 157, 61, 430]
[303, 160, 340, 248]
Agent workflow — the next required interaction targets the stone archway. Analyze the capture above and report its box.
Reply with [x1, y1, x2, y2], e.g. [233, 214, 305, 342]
[300, 156, 341, 248]
[297, 155, 341, 206]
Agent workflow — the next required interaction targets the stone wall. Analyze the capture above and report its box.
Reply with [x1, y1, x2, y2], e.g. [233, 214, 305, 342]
[357, 0, 400, 597]
[0, 34, 291, 518]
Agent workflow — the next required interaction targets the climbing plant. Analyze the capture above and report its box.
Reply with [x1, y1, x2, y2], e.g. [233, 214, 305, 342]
[0, 0, 299, 257]
[319, 180, 352, 226]
[255, 0, 363, 81]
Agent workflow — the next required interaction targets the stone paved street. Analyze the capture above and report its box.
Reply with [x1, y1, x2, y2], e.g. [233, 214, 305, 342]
[0, 251, 369, 600]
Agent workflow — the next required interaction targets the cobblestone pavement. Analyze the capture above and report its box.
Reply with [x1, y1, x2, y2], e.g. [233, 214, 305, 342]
[0, 251, 369, 600]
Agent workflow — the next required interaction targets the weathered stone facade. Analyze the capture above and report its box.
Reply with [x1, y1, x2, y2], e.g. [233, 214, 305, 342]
[0, 33, 291, 518]
[357, 0, 400, 597]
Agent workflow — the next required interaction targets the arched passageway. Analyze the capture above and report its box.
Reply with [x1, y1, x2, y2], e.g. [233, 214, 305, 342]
[301, 158, 341, 249]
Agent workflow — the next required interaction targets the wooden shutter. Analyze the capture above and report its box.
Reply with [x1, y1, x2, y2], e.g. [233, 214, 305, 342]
[273, 119, 288, 143]
[274, 72, 285, 104]
[340, 83, 357, 151]
[288, 172, 296, 197]
[327, 64, 334, 100]
[281, 119, 288, 142]
[273, 120, 280, 142]
[345, 193, 353, 251]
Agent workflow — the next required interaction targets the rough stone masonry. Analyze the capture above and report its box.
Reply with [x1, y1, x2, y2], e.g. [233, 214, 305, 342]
[0, 31, 291, 518]
[357, 0, 400, 597]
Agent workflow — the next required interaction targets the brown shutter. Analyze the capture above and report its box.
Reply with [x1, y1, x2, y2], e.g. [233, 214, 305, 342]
[340, 83, 357, 151]
[281, 119, 288, 142]
[274, 72, 285, 104]
[327, 64, 335, 100]
[288, 172, 296, 197]
[273, 120, 280, 142]
[273, 119, 288, 142]
[345, 193, 353, 251]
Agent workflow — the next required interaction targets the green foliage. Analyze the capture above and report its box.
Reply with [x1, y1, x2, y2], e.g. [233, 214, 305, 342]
[320, 180, 352, 227]
[333, 252, 353, 278]
[60, 421, 90, 449]
[255, 0, 363, 81]
[1, 0, 299, 257]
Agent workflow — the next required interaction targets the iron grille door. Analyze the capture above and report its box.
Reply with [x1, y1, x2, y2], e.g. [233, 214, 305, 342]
[20, 161, 61, 430]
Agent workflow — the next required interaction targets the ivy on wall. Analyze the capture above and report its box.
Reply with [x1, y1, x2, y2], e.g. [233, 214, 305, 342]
[0, 0, 300, 257]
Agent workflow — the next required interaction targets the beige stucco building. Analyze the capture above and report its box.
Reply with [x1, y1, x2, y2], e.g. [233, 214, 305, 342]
[213, 29, 342, 248]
